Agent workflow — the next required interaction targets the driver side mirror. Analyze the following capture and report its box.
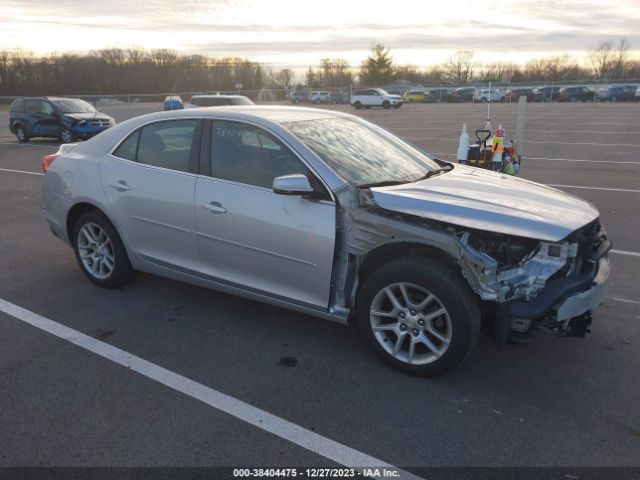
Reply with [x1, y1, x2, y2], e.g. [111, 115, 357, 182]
[272, 174, 314, 196]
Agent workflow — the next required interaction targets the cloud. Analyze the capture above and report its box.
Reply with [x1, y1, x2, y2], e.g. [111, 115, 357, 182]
[1, 0, 639, 66]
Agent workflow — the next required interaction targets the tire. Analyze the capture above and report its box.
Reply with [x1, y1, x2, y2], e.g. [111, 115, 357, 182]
[382, 100, 391, 109]
[60, 128, 73, 143]
[356, 257, 480, 377]
[354, 101, 362, 109]
[611, 96, 617, 102]
[481, 97, 488, 103]
[15, 125, 29, 143]
[72, 210, 135, 288]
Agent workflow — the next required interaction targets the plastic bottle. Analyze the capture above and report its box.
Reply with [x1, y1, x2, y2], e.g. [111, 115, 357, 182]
[457, 123, 469, 162]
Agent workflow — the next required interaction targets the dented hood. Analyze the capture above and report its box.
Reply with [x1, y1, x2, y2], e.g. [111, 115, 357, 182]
[370, 165, 599, 241]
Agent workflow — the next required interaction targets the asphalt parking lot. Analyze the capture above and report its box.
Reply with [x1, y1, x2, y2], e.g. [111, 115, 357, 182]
[1, 102, 639, 475]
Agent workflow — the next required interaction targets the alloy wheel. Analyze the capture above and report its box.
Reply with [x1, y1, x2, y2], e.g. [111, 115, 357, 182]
[77, 223, 115, 280]
[370, 282, 452, 365]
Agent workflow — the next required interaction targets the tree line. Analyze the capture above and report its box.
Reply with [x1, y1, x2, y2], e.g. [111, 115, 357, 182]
[1, 40, 639, 97]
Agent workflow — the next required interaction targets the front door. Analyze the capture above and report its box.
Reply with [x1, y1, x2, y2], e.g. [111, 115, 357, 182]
[194, 120, 336, 308]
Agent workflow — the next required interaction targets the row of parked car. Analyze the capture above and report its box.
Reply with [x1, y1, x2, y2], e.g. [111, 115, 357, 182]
[400, 85, 640, 103]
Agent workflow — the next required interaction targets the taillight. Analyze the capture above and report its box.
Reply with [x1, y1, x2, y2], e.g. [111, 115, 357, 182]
[41, 154, 59, 173]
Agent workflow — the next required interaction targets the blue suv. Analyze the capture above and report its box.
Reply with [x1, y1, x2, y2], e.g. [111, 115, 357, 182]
[9, 97, 115, 143]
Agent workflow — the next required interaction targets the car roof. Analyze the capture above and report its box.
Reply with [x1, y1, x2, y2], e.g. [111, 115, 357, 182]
[191, 94, 249, 99]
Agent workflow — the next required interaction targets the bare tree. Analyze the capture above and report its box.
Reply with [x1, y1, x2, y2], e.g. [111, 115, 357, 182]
[444, 50, 475, 85]
[589, 41, 615, 79]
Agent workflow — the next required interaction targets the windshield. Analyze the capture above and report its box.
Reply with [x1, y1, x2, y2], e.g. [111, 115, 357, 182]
[231, 97, 253, 105]
[285, 117, 440, 186]
[52, 99, 96, 113]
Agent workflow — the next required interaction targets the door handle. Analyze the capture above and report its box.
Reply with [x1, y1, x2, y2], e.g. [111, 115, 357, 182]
[200, 201, 227, 214]
[109, 181, 131, 191]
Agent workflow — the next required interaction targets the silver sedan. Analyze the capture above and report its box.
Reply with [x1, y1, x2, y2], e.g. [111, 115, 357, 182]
[42, 106, 610, 376]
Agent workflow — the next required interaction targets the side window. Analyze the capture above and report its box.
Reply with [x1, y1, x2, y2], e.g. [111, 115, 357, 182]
[210, 120, 320, 191]
[25, 99, 41, 114]
[10, 99, 24, 113]
[112, 120, 197, 172]
[113, 130, 140, 161]
[41, 102, 55, 115]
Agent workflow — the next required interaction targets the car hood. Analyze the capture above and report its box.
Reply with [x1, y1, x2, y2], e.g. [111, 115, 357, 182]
[63, 112, 112, 121]
[370, 165, 599, 241]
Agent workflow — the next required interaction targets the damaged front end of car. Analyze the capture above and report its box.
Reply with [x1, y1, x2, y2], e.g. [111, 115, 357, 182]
[330, 185, 611, 346]
[458, 220, 611, 344]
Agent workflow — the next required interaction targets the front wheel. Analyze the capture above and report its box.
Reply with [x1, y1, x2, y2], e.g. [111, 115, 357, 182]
[15, 125, 29, 143]
[72, 210, 135, 288]
[357, 258, 480, 376]
[382, 100, 391, 109]
[60, 128, 73, 143]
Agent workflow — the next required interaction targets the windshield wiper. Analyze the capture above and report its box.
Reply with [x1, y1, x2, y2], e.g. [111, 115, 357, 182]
[356, 179, 411, 189]
[413, 163, 454, 182]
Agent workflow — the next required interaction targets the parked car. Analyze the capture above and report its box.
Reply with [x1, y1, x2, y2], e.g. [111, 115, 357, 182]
[451, 87, 476, 102]
[596, 85, 637, 102]
[558, 86, 594, 102]
[503, 88, 534, 103]
[425, 88, 452, 103]
[402, 90, 429, 103]
[309, 91, 331, 104]
[329, 91, 349, 104]
[164, 96, 184, 110]
[41, 106, 610, 376]
[532, 86, 560, 102]
[186, 95, 254, 108]
[290, 91, 310, 104]
[350, 88, 403, 109]
[472, 88, 503, 103]
[9, 97, 115, 143]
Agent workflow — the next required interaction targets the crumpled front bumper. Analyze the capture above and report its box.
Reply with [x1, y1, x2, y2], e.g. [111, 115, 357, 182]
[555, 255, 609, 321]
[492, 218, 611, 342]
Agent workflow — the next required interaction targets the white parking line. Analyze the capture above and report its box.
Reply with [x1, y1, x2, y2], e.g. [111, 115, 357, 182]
[547, 184, 640, 193]
[0, 168, 43, 176]
[611, 249, 640, 258]
[610, 296, 640, 305]
[527, 156, 640, 165]
[0, 298, 421, 480]
[526, 140, 640, 147]
[408, 137, 640, 148]
[429, 153, 638, 166]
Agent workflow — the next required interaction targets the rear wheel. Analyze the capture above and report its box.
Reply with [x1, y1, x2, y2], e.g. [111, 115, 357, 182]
[357, 258, 480, 376]
[72, 210, 135, 288]
[15, 125, 29, 143]
[354, 101, 362, 109]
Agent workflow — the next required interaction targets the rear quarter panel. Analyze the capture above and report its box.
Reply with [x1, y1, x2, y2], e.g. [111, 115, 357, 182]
[42, 149, 109, 246]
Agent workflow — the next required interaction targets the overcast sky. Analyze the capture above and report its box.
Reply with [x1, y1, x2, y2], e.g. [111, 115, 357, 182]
[1, 0, 639, 68]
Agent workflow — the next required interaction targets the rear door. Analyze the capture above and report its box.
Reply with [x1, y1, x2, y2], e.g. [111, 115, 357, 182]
[194, 119, 336, 308]
[101, 119, 202, 271]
